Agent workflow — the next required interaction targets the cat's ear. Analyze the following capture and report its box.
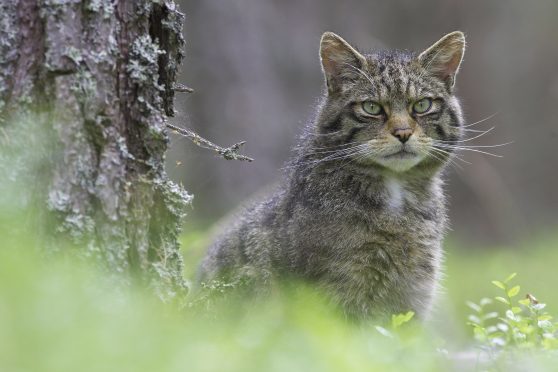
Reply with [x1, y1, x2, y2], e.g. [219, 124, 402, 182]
[418, 31, 465, 90]
[320, 32, 368, 94]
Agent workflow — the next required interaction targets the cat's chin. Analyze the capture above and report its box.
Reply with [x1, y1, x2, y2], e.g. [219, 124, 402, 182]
[373, 152, 425, 173]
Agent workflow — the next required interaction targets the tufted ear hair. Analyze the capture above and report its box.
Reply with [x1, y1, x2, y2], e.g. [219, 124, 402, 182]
[320, 32, 368, 95]
[418, 31, 466, 90]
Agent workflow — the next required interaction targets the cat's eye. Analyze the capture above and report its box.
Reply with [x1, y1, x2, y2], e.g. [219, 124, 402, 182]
[362, 101, 383, 116]
[413, 98, 432, 114]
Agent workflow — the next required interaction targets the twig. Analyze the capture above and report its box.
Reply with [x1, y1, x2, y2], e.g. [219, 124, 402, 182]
[173, 83, 194, 93]
[166, 123, 254, 162]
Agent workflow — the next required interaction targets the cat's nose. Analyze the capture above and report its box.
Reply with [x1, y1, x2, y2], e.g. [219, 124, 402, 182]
[391, 127, 413, 143]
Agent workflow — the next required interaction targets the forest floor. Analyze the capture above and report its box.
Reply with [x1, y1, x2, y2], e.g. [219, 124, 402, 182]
[1, 230, 557, 371]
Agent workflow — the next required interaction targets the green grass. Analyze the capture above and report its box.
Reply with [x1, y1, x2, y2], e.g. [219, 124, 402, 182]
[0, 230, 557, 371]
[0, 247, 447, 372]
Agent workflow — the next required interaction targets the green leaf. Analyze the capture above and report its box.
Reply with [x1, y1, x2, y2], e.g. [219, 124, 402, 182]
[506, 310, 521, 322]
[538, 320, 553, 330]
[518, 324, 534, 335]
[507, 286, 520, 298]
[513, 331, 526, 342]
[518, 299, 530, 306]
[468, 315, 481, 325]
[495, 296, 510, 305]
[511, 307, 522, 314]
[497, 322, 509, 332]
[480, 298, 493, 306]
[466, 301, 481, 313]
[492, 281, 506, 290]
[483, 312, 499, 320]
[538, 314, 553, 321]
[391, 311, 415, 329]
[473, 326, 487, 342]
[375, 326, 393, 338]
[504, 273, 517, 283]
[490, 337, 506, 347]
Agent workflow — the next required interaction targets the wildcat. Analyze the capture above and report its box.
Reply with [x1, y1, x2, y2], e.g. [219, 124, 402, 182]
[199, 31, 466, 320]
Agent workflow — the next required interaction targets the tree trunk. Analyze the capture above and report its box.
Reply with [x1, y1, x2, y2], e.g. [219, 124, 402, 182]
[0, 0, 191, 300]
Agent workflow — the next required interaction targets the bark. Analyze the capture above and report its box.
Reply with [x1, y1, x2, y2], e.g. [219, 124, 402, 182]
[0, 0, 191, 301]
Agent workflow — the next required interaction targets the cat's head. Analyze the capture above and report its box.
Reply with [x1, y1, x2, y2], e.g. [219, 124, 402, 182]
[315, 31, 465, 173]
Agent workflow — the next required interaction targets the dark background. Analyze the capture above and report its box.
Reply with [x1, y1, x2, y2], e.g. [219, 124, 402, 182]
[168, 0, 558, 245]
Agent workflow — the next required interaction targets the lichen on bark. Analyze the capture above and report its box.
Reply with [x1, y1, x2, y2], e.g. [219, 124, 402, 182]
[0, 0, 191, 302]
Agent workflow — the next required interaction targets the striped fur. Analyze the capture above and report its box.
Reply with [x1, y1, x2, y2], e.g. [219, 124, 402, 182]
[199, 32, 466, 320]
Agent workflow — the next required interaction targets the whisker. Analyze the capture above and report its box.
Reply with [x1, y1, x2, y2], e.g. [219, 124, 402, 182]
[324, 143, 384, 171]
[427, 146, 468, 170]
[336, 147, 382, 171]
[436, 127, 495, 144]
[429, 146, 471, 164]
[434, 141, 514, 149]
[306, 143, 369, 156]
[307, 140, 363, 152]
[422, 147, 462, 170]
[304, 145, 370, 164]
[335, 151, 370, 170]
[281, 147, 364, 170]
[306, 129, 345, 137]
[461, 112, 499, 128]
[433, 144, 503, 158]
[310, 151, 365, 164]
[462, 128, 488, 133]
[455, 127, 495, 143]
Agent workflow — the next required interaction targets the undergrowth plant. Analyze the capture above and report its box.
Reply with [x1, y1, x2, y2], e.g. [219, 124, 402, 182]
[467, 273, 558, 350]
[375, 311, 415, 339]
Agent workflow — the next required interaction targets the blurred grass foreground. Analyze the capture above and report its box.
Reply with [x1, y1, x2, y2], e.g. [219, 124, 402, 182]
[1, 218, 558, 371]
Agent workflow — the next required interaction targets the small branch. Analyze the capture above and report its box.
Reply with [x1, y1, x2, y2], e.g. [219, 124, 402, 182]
[173, 83, 194, 93]
[166, 123, 254, 162]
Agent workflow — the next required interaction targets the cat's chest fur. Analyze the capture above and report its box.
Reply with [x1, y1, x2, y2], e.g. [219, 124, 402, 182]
[285, 173, 445, 318]
[384, 178, 408, 214]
